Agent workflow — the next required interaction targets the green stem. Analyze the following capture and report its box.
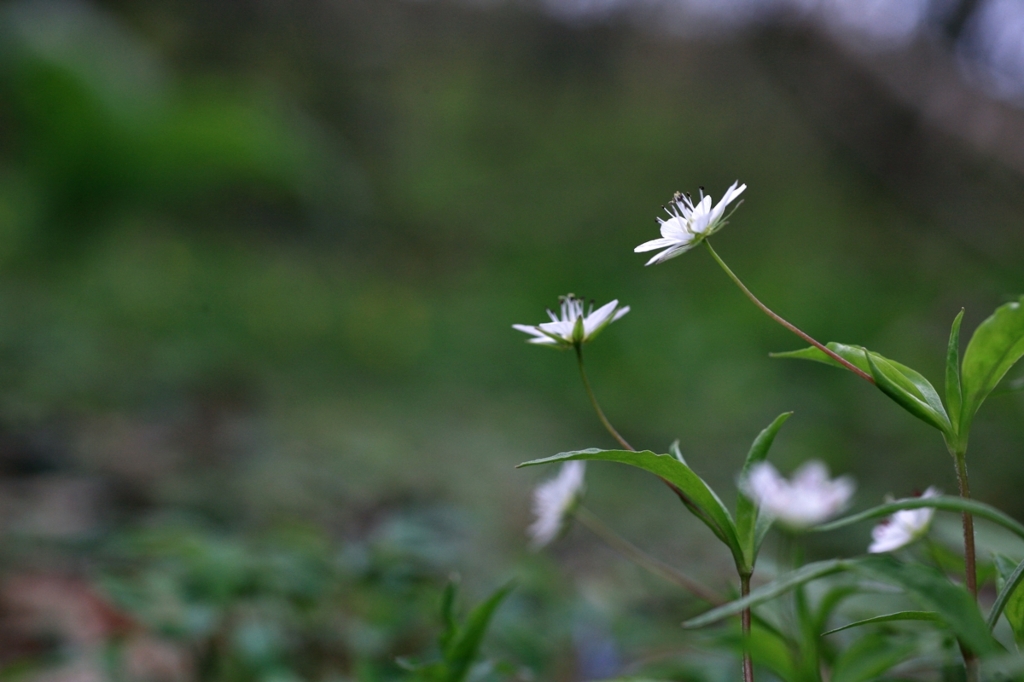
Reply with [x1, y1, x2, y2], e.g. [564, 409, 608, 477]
[702, 240, 874, 385]
[576, 345, 633, 451]
[960, 641, 980, 682]
[953, 448, 979, 682]
[954, 451, 978, 599]
[574, 506, 722, 604]
[575, 344, 751, 679]
[741, 573, 754, 682]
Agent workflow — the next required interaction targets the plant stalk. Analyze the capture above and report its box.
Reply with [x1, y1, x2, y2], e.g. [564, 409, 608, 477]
[703, 240, 874, 385]
[954, 451, 978, 599]
[575, 344, 753, 682]
[574, 506, 722, 605]
[741, 573, 754, 682]
[953, 448, 979, 682]
[576, 346, 634, 451]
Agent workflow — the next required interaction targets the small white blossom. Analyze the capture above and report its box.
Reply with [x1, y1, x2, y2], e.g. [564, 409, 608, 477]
[528, 462, 586, 548]
[513, 294, 629, 349]
[635, 181, 746, 265]
[868, 487, 940, 554]
[744, 460, 854, 530]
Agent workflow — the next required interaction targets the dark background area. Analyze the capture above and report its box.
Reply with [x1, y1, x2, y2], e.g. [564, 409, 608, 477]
[0, 0, 1022, 679]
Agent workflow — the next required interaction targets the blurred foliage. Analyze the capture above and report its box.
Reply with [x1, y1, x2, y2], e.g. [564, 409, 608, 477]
[0, 0, 1021, 679]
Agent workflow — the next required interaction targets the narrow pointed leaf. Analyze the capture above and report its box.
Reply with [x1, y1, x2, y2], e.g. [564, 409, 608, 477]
[946, 309, 964, 435]
[518, 449, 742, 566]
[748, 624, 798, 682]
[772, 343, 950, 435]
[829, 633, 917, 682]
[822, 610, 940, 636]
[770, 342, 873, 372]
[991, 555, 1024, 645]
[439, 581, 458, 651]
[443, 582, 514, 682]
[815, 495, 1024, 542]
[864, 351, 952, 436]
[682, 559, 853, 629]
[813, 585, 860, 636]
[853, 556, 996, 656]
[960, 296, 1024, 439]
[669, 440, 685, 464]
[735, 412, 792, 566]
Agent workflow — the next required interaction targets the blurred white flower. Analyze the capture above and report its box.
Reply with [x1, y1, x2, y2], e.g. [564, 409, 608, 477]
[744, 460, 854, 529]
[529, 462, 586, 548]
[513, 294, 629, 348]
[635, 181, 746, 265]
[868, 487, 940, 554]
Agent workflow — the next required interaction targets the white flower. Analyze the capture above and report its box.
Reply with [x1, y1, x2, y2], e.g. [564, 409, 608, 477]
[634, 181, 746, 265]
[528, 461, 586, 548]
[513, 294, 629, 348]
[744, 460, 855, 530]
[868, 487, 940, 554]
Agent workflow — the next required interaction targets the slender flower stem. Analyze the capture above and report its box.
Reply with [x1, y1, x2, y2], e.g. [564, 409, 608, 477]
[702, 240, 875, 385]
[574, 345, 753, 682]
[740, 573, 754, 682]
[952, 448, 979, 682]
[954, 452, 978, 599]
[575, 346, 634, 451]
[574, 506, 723, 604]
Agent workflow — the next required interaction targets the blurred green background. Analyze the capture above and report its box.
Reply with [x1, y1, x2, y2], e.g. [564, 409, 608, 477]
[0, 0, 1022, 679]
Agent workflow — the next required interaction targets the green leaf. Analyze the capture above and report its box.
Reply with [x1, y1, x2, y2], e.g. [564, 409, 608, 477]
[738, 622, 799, 682]
[439, 581, 458, 652]
[772, 343, 951, 436]
[518, 449, 744, 569]
[946, 310, 964, 435]
[442, 582, 514, 682]
[669, 439, 685, 464]
[822, 611, 940, 636]
[682, 559, 853, 629]
[959, 296, 1024, 442]
[815, 495, 1024, 542]
[863, 352, 952, 437]
[813, 585, 861, 637]
[853, 556, 996, 656]
[735, 413, 792, 568]
[991, 555, 1024, 646]
[829, 633, 917, 682]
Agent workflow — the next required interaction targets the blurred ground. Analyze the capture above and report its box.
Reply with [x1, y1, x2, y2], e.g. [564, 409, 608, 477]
[0, 0, 1022, 679]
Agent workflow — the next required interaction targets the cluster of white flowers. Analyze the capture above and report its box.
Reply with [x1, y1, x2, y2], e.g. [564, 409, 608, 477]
[528, 461, 586, 548]
[743, 461, 937, 550]
[513, 294, 630, 349]
[520, 181, 939, 555]
[743, 460, 855, 530]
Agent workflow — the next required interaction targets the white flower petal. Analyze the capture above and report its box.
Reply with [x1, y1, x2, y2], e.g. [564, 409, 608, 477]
[528, 462, 586, 548]
[634, 237, 681, 253]
[538, 320, 574, 340]
[659, 216, 689, 239]
[692, 194, 713, 218]
[582, 300, 618, 337]
[645, 242, 694, 265]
